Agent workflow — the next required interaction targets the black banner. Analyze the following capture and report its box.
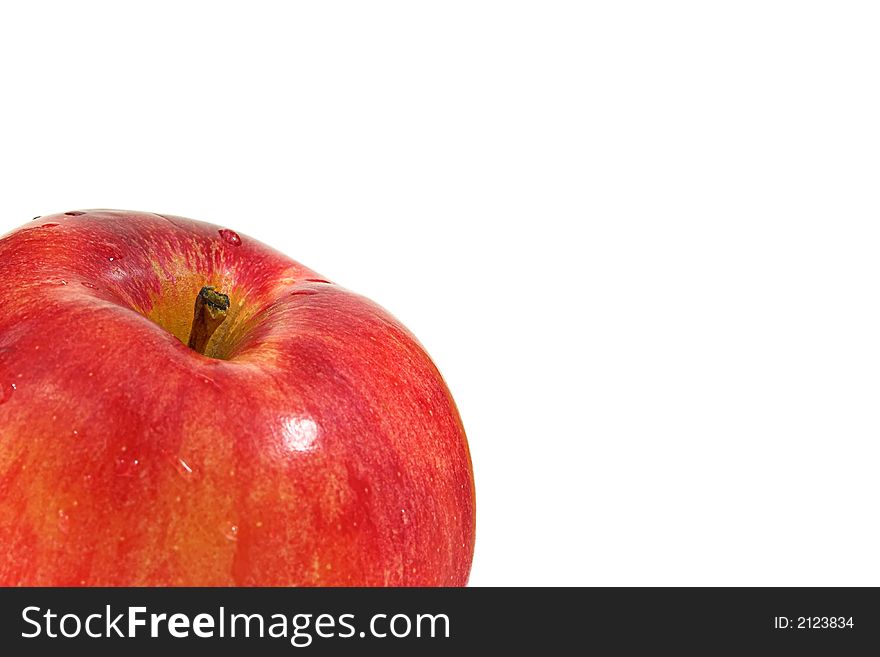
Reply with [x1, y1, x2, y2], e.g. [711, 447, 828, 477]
[0, 587, 875, 653]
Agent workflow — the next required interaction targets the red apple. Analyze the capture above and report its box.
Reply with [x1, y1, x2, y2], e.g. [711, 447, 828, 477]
[0, 210, 475, 585]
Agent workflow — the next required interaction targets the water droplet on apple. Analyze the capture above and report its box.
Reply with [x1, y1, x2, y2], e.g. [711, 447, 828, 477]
[0, 382, 14, 405]
[64, 211, 86, 216]
[289, 290, 318, 297]
[175, 457, 194, 479]
[81, 282, 99, 290]
[222, 523, 239, 541]
[198, 375, 222, 392]
[39, 222, 60, 229]
[57, 509, 70, 534]
[218, 229, 242, 246]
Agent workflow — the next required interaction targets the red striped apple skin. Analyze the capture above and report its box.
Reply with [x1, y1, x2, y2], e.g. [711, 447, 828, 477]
[0, 210, 475, 586]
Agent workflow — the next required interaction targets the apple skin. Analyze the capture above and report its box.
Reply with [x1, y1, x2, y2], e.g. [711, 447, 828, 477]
[0, 210, 475, 586]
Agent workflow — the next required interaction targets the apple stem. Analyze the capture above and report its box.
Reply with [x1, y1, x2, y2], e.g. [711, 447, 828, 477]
[188, 286, 230, 355]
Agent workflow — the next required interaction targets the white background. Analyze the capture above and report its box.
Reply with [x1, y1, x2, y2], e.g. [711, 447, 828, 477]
[1, 2, 879, 586]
